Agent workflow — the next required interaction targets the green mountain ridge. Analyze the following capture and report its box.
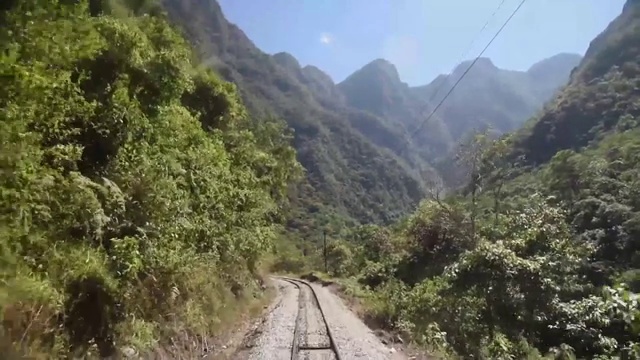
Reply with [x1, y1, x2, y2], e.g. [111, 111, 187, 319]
[337, 58, 453, 160]
[512, 0, 640, 166]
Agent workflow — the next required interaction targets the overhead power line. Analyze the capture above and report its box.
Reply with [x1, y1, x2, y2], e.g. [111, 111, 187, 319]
[407, 0, 528, 142]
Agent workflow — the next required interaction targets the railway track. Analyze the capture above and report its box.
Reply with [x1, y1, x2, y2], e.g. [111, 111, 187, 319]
[231, 276, 342, 360]
[231, 276, 407, 360]
[277, 276, 342, 360]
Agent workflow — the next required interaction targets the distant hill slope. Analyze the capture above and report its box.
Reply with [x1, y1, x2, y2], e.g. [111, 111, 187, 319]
[411, 54, 581, 187]
[159, 0, 583, 232]
[511, 0, 640, 165]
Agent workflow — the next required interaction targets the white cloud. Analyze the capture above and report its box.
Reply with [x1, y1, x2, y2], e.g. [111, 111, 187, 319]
[319, 32, 333, 45]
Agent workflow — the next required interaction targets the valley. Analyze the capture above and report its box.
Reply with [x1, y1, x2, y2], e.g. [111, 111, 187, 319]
[0, 0, 638, 359]
[162, 0, 582, 236]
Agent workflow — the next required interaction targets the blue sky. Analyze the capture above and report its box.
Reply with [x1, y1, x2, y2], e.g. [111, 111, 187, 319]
[218, 0, 626, 86]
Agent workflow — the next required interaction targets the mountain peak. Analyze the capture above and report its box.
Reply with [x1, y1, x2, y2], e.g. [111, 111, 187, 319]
[368, 58, 395, 67]
[358, 58, 401, 82]
[272, 52, 301, 70]
[452, 57, 497, 75]
[300, 65, 343, 103]
[527, 53, 582, 76]
[337, 58, 423, 126]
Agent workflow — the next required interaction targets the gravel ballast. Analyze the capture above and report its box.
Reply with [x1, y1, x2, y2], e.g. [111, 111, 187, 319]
[238, 280, 299, 360]
[234, 278, 405, 360]
[298, 283, 330, 349]
[308, 281, 405, 360]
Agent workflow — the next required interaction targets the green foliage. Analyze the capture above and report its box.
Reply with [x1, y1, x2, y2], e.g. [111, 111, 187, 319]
[540, 129, 640, 276]
[324, 127, 640, 358]
[328, 189, 640, 358]
[398, 199, 475, 284]
[325, 240, 355, 277]
[268, 233, 319, 274]
[0, 1, 300, 357]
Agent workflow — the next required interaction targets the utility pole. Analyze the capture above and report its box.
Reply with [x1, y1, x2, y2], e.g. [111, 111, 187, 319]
[323, 230, 327, 273]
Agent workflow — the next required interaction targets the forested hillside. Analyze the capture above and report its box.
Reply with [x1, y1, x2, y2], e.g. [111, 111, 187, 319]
[307, 1, 640, 359]
[161, 0, 432, 236]
[0, 0, 301, 357]
[159, 0, 580, 237]
[512, 0, 640, 166]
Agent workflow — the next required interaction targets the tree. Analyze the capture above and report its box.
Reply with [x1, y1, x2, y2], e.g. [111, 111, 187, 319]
[479, 138, 525, 234]
[456, 130, 492, 242]
[544, 150, 582, 203]
[326, 240, 355, 277]
[447, 195, 591, 350]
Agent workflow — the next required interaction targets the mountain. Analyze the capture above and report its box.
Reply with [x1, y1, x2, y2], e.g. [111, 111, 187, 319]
[158, 0, 583, 233]
[337, 59, 452, 159]
[527, 53, 584, 98]
[160, 0, 431, 234]
[299, 64, 346, 107]
[337, 53, 579, 189]
[338, 54, 580, 167]
[412, 54, 581, 143]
